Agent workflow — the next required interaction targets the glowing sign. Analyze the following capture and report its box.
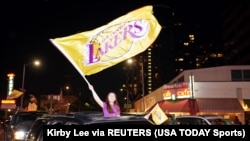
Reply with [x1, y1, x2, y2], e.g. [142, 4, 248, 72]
[1, 100, 16, 104]
[1, 99, 16, 109]
[7, 73, 15, 96]
[163, 82, 191, 100]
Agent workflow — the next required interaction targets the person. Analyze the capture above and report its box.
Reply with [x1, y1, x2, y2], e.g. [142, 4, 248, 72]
[234, 116, 242, 125]
[88, 84, 121, 117]
[245, 119, 250, 125]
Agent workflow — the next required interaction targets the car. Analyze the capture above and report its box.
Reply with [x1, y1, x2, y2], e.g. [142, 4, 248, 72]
[25, 113, 86, 141]
[25, 111, 156, 141]
[3, 111, 48, 141]
[175, 115, 233, 125]
[81, 115, 152, 125]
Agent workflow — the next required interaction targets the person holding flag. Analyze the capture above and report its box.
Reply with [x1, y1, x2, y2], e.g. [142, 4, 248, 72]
[88, 84, 121, 117]
[50, 5, 162, 117]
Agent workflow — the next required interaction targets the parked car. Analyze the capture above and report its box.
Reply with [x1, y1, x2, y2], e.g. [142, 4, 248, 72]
[175, 115, 233, 125]
[3, 111, 47, 141]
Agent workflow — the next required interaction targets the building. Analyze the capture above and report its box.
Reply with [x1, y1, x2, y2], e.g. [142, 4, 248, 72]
[221, 0, 250, 65]
[133, 65, 250, 124]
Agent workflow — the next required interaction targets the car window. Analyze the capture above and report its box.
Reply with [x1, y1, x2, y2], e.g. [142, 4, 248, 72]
[49, 121, 63, 125]
[176, 117, 210, 125]
[65, 122, 82, 125]
[26, 119, 46, 140]
[37, 129, 43, 141]
[207, 118, 228, 125]
[195, 118, 207, 125]
[201, 119, 209, 125]
[176, 118, 194, 125]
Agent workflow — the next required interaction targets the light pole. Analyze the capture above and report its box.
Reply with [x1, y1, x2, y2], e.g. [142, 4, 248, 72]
[126, 59, 134, 104]
[20, 60, 40, 111]
[126, 58, 145, 112]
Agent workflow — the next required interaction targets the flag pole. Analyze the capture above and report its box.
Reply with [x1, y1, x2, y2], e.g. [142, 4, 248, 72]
[79, 72, 90, 85]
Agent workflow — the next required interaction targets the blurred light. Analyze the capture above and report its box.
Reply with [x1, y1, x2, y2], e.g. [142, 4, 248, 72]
[14, 130, 26, 140]
[34, 60, 40, 66]
[184, 42, 189, 46]
[178, 58, 184, 61]
[7, 73, 15, 96]
[171, 94, 177, 101]
[65, 86, 70, 90]
[127, 59, 133, 64]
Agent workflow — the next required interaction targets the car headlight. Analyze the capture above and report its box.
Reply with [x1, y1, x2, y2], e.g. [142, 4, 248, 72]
[14, 130, 26, 140]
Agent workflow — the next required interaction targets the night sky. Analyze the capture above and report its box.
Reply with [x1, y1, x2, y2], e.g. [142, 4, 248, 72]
[0, 0, 221, 102]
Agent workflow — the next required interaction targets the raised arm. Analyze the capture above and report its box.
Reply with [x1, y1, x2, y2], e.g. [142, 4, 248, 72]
[88, 84, 104, 108]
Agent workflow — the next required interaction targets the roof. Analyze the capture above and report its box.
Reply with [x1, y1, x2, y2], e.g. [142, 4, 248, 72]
[159, 99, 190, 112]
[36, 111, 153, 125]
[196, 98, 244, 113]
[73, 111, 151, 125]
[169, 65, 250, 83]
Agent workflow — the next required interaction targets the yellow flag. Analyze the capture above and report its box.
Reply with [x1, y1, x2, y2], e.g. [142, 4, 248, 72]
[50, 5, 162, 76]
[144, 103, 168, 125]
[27, 102, 38, 111]
[7, 89, 24, 99]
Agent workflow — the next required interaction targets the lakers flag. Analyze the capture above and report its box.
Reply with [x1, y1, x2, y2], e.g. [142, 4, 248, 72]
[144, 103, 168, 125]
[27, 102, 38, 111]
[50, 5, 162, 76]
[7, 89, 24, 99]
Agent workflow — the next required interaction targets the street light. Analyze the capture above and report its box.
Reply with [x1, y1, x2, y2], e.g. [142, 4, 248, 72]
[126, 59, 133, 104]
[20, 60, 40, 111]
